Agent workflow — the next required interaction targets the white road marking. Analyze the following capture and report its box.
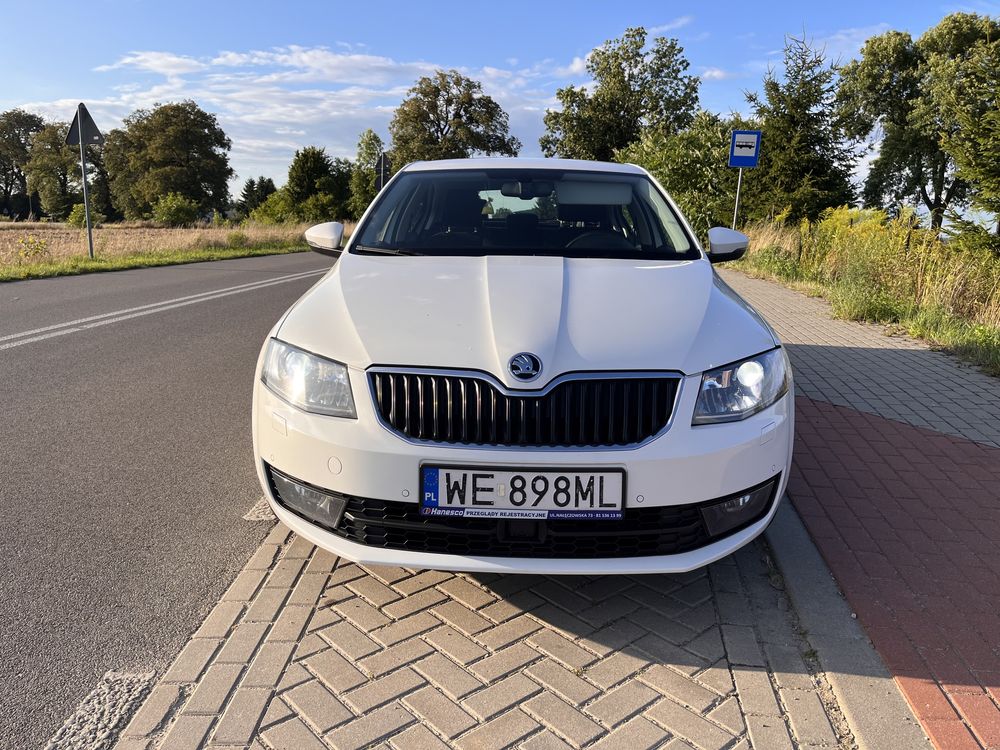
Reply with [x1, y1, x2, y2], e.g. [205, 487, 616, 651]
[45, 670, 156, 750]
[243, 496, 277, 522]
[0, 268, 325, 352]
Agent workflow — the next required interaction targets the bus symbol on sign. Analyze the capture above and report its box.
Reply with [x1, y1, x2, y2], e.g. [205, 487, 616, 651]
[728, 130, 761, 168]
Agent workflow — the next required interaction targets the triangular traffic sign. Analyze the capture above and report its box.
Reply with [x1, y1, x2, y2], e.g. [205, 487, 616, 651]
[66, 103, 104, 146]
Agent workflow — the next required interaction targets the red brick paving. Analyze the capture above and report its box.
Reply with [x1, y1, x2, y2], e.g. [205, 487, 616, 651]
[791, 396, 1000, 750]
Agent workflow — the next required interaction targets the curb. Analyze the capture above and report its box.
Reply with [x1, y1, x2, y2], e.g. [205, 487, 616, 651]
[766, 501, 932, 750]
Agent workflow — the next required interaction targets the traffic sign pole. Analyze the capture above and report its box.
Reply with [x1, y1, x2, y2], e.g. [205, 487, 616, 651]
[728, 130, 761, 231]
[65, 102, 104, 260]
[77, 104, 95, 260]
[732, 168, 743, 230]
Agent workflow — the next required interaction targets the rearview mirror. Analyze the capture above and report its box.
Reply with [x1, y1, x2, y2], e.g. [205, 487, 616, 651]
[706, 227, 748, 264]
[305, 222, 344, 258]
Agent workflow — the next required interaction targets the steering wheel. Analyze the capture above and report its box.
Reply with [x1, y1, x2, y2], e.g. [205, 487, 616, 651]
[565, 231, 636, 251]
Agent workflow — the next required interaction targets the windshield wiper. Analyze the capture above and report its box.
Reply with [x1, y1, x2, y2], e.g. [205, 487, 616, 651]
[353, 244, 424, 256]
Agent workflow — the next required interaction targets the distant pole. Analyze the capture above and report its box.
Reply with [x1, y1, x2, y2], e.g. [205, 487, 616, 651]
[731, 168, 743, 230]
[77, 103, 95, 259]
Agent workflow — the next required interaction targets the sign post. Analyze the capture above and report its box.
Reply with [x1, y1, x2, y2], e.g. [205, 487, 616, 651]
[728, 130, 761, 230]
[375, 152, 391, 192]
[65, 103, 104, 259]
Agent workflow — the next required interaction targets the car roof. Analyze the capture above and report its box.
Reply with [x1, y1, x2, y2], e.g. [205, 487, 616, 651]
[400, 157, 647, 175]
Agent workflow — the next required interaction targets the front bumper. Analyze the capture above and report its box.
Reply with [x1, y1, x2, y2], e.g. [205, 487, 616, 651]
[253, 367, 794, 574]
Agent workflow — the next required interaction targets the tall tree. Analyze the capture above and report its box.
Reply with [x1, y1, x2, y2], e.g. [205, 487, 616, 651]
[24, 123, 80, 219]
[286, 146, 336, 205]
[348, 129, 385, 218]
[0, 108, 45, 210]
[103, 100, 233, 219]
[540, 27, 699, 161]
[618, 111, 745, 237]
[744, 36, 854, 224]
[932, 32, 1000, 234]
[238, 176, 277, 214]
[838, 13, 1000, 228]
[388, 70, 520, 167]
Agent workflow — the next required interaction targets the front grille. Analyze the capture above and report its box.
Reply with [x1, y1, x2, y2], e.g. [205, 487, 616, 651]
[369, 370, 680, 447]
[265, 464, 780, 560]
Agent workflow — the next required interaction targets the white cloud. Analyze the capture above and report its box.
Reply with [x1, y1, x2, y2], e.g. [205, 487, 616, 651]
[30, 42, 685, 188]
[812, 23, 890, 63]
[95, 51, 206, 76]
[702, 67, 734, 81]
[553, 56, 588, 78]
[59, 45, 603, 185]
[650, 16, 694, 34]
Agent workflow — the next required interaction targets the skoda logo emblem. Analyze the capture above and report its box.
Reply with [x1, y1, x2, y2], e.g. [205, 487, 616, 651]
[509, 352, 542, 381]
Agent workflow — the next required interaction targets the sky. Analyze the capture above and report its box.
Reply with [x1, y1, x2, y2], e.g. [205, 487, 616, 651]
[3, 0, 998, 191]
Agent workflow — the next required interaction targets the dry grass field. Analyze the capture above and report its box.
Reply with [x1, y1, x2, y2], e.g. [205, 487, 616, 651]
[0, 220, 358, 281]
[0, 221, 311, 263]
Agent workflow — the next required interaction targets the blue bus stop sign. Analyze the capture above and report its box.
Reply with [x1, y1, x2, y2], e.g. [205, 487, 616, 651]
[729, 130, 761, 168]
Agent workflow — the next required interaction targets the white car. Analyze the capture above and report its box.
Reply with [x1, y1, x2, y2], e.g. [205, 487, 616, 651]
[252, 158, 793, 574]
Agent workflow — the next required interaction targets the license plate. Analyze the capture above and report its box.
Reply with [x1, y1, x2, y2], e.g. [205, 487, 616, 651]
[420, 465, 625, 520]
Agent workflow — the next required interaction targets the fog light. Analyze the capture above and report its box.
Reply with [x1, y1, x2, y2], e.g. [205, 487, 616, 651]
[269, 467, 347, 530]
[700, 477, 777, 537]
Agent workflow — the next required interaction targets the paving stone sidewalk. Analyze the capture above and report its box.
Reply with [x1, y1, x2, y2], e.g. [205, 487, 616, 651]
[114, 524, 851, 750]
[723, 271, 1000, 750]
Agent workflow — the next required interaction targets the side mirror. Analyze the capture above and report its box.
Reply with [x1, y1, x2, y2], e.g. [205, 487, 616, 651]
[305, 222, 345, 258]
[706, 227, 749, 264]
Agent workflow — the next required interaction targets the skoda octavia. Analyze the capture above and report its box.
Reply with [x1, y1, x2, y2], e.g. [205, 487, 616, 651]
[252, 158, 793, 574]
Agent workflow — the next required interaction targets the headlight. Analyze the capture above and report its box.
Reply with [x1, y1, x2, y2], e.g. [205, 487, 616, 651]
[693, 348, 790, 425]
[262, 339, 356, 418]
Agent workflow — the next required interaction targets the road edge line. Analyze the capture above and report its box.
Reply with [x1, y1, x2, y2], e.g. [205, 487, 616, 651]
[0, 268, 324, 344]
[766, 500, 933, 750]
[45, 670, 156, 750]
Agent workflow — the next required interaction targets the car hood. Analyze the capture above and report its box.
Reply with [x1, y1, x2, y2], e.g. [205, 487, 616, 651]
[278, 254, 778, 387]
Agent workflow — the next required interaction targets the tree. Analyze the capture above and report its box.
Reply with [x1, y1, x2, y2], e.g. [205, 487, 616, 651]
[238, 176, 276, 214]
[932, 34, 1000, 234]
[24, 123, 80, 220]
[348, 129, 385, 218]
[284, 147, 353, 220]
[249, 190, 295, 225]
[0, 108, 44, 213]
[540, 27, 699, 161]
[103, 100, 233, 219]
[286, 146, 334, 205]
[838, 13, 1000, 228]
[388, 70, 520, 166]
[152, 193, 199, 226]
[618, 111, 744, 237]
[744, 36, 854, 224]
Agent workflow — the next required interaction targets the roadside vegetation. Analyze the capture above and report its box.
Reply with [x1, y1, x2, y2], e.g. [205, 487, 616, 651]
[0, 221, 313, 281]
[738, 209, 1000, 374]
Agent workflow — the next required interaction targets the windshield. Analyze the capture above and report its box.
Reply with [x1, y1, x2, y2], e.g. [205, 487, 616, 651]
[351, 168, 698, 260]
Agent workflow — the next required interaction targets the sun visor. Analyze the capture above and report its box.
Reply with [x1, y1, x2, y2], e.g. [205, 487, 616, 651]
[556, 180, 632, 205]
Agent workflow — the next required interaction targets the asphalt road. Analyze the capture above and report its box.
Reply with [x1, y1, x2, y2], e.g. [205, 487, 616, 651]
[0, 252, 333, 748]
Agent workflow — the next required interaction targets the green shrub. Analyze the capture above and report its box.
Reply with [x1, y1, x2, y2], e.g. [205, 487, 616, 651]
[226, 231, 250, 248]
[66, 203, 107, 229]
[152, 193, 200, 227]
[249, 190, 295, 225]
[298, 193, 339, 223]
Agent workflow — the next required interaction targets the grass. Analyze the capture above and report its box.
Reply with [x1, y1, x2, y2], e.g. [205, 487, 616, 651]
[0, 244, 311, 282]
[0, 220, 349, 282]
[735, 207, 1000, 375]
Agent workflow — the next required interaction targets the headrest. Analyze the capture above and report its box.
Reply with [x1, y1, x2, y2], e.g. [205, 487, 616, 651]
[506, 212, 539, 230]
[557, 204, 606, 224]
[442, 190, 487, 225]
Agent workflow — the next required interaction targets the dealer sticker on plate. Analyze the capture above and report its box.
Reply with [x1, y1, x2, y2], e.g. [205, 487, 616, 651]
[420, 466, 625, 520]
